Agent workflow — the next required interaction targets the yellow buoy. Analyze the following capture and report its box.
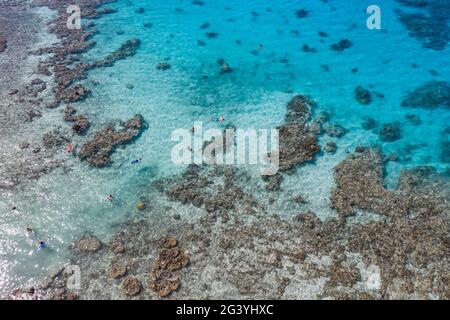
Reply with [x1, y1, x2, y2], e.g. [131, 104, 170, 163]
[136, 201, 146, 211]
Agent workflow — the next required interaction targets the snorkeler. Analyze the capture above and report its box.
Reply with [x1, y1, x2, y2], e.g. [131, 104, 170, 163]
[38, 241, 47, 250]
[131, 158, 142, 164]
[66, 144, 74, 154]
[219, 115, 225, 124]
[106, 195, 114, 202]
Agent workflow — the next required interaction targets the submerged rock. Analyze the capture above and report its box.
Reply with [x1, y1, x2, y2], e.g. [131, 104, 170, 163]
[278, 123, 321, 171]
[354, 86, 372, 105]
[405, 114, 422, 125]
[330, 39, 353, 51]
[331, 148, 442, 219]
[278, 95, 321, 171]
[379, 123, 402, 142]
[42, 129, 70, 148]
[156, 62, 171, 71]
[110, 264, 127, 279]
[295, 9, 309, 18]
[362, 118, 377, 130]
[205, 32, 219, 39]
[324, 124, 347, 138]
[56, 85, 90, 103]
[284, 95, 316, 124]
[440, 140, 450, 163]
[0, 39, 6, 53]
[91, 38, 141, 69]
[324, 141, 337, 153]
[262, 173, 283, 191]
[401, 81, 450, 109]
[63, 106, 90, 134]
[121, 276, 142, 296]
[301, 44, 317, 53]
[78, 115, 145, 167]
[397, 12, 449, 51]
[71, 235, 102, 253]
[148, 237, 189, 297]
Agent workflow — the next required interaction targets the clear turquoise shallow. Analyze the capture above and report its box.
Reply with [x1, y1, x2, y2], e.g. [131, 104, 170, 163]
[0, 0, 449, 296]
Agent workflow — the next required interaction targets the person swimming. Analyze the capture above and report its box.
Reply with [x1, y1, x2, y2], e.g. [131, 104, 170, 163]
[38, 241, 47, 250]
[106, 195, 114, 202]
[131, 158, 142, 164]
[66, 144, 74, 154]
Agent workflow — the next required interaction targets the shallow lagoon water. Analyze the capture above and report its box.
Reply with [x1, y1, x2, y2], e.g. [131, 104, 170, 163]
[0, 0, 449, 297]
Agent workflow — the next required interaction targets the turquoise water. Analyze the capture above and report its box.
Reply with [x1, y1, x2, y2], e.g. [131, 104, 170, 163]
[0, 0, 449, 296]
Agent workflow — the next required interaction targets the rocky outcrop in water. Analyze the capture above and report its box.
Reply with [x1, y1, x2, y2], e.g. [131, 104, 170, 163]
[295, 9, 309, 18]
[401, 81, 450, 109]
[110, 264, 127, 279]
[0, 38, 6, 53]
[324, 123, 347, 138]
[330, 39, 353, 51]
[56, 85, 90, 103]
[396, 0, 450, 51]
[324, 141, 337, 153]
[278, 123, 321, 171]
[148, 237, 189, 297]
[78, 115, 145, 167]
[277, 95, 321, 171]
[330, 148, 443, 220]
[42, 128, 70, 149]
[14, 154, 449, 300]
[440, 140, 450, 163]
[354, 86, 372, 105]
[284, 95, 316, 124]
[63, 105, 90, 134]
[156, 62, 171, 71]
[91, 38, 141, 69]
[121, 277, 142, 296]
[379, 123, 401, 142]
[71, 235, 102, 253]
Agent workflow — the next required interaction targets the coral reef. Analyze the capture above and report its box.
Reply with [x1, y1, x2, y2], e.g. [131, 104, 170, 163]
[156, 62, 171, 71]
[379, 123, 401, 142]
[324, 124, 347, 138]
[361, 119, 376, 131]
[401, 81, 450, 110]
[91, 38, 141, 69]
[396, 0, 450, 51]
[148, 237, 190, 297]
[63, 105, 90, 134]
[12, 150, 449, 299]
[78, 115, 145, 167]
[354, 86, 372, 105]
[55, 85, 90, 103]
[295, 9, 309, 18]
[71, 235, 102, 253]
[330, 39, 353, 51]
[121, 277, 142, 296]
[324, 142, 337, 154]
[284, 95, 316, 124]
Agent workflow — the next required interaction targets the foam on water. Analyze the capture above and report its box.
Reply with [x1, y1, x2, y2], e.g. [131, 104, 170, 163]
[0, 0, 449, 296]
